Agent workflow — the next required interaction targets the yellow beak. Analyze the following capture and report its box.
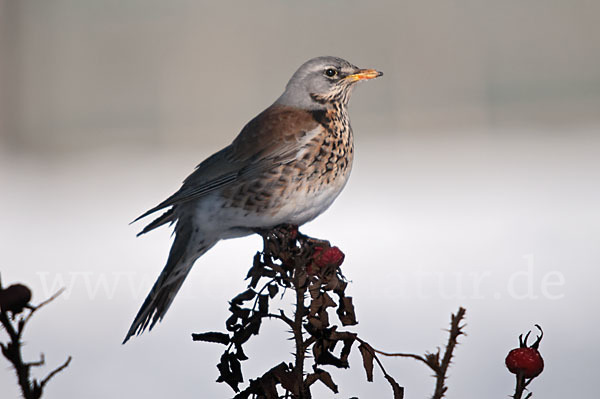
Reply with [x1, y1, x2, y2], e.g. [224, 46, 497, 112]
[345, 69, 383, 82]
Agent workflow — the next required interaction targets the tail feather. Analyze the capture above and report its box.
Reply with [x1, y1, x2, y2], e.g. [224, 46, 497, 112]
[136, 208, 176, 237]
[123, 221, 216, 343]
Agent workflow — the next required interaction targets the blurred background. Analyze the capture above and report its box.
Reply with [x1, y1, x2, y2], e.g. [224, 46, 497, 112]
[1, 0, 599, 398]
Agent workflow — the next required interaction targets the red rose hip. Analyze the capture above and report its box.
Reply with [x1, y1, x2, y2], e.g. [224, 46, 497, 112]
[314, 246, 345, 268]
[505, 324, 544, 379]
[505, 347, 544, 378]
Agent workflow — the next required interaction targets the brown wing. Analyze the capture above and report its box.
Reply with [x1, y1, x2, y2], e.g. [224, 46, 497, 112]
[133, 105, 319, 224]
[228, 105, 320, 162]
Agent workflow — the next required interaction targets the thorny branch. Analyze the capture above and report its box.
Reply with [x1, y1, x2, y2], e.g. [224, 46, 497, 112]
[191, 226, 475, 399]
[292, 263, 309, 398]
[192, 225, 405, 399]
[0, 277, 71, 399]
[355, 307, 467, 399]
[513, 375, 533, 399]
[433, 307, 466, 398]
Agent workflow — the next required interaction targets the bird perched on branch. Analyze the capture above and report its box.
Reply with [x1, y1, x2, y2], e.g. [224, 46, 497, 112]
[124, 56, 382, 343]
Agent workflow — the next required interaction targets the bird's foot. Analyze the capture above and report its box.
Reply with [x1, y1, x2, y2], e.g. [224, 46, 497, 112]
[253, 224, 299, 239]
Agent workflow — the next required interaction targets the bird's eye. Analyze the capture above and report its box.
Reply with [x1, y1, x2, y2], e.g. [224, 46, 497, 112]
[324, 68, 338, 78]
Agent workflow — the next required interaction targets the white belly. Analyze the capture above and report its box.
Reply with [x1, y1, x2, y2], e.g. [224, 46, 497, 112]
[274, 178, 348, 225]
[189, 171, 349, 239]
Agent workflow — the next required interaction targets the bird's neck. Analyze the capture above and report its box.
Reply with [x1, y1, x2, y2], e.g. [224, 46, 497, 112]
[310, 102, 350, 140]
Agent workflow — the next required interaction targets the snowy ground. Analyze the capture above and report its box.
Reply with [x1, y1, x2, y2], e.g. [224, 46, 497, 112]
[1, 129, 599, 398]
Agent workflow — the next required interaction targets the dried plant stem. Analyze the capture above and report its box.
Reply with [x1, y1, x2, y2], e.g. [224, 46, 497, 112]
[0, 310, 34, 397]
[292, 265, 308, 398]
[195, 226, 404, 398]
[0, 288, 71, 399]
[362, 307, 466, 399]
[513, 373, 533, 399]
[266, 312, 294, 328]
[432, 307, 466, 399]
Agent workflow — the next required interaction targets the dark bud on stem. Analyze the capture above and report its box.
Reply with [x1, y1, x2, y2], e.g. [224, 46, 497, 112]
[0, 284, 32, 314]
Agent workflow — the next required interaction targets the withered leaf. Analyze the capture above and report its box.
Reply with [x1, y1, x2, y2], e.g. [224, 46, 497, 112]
[385, 374, 405, 399]
[246, 252, 264, 288]
[312, 341, 322, 359]
[248, 316, 262, 336]
[305, 368, 338, 393]
[334, 280, 348, 296]
[216, 353, 240, 392]
[337, 296, 358, 326]
[318, 308, 330, 328]
[191, 331, 230, 345]
[317, 369, 339, 393]
[313, 342, 348, 368]
[262, 268, 277, 278]
[305, 322, 323, 338]
[248, 252, 261, 274]
[308, 316, 323, 330]
[258, 377, 279, 399]
[238, 308, 251, 320]
[234, 344, 248, 360]
[340, 338, 355, 363]
[228, 353, 243, 383]
[267, 240, 277, 254]
[326, 338, 338, 352]
[232, 325, 254, 345]
[231, 289, 256, 304]
[328, 329, 357, 342]
[323, 274, 340, 291]
[309, 295, 323, 316]
[229, 303, 251, 320]
[322, 292, 337, 309]
[267, 283, 279, 298]
[232, 364, 287, 398]
[269, 362, 289, 374]
[258, 294, 269, 316]
[358, 343, 374, 382]
[232, 390, 251, 399]
[304, 372, 319, 387]
[226, 313, 239, 331]
[266, 362, 290, 397]
[248, 274, 260, 289]
[274, 369, 298, 395]
[308, 281, 321, 299]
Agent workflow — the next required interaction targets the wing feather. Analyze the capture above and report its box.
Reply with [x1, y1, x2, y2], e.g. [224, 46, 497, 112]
[132, 105, 320, 223]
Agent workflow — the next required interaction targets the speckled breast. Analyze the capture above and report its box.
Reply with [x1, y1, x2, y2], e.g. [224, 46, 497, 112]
[222, 105, 354, 225]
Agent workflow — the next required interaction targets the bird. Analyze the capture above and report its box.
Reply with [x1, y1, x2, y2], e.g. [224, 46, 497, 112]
[123, 56, 382, 343]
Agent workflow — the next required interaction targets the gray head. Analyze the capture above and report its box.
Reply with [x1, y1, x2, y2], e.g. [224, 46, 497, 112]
[276, 56, 383, 109]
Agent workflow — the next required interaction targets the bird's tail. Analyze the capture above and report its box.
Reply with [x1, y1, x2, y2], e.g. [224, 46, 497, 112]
[123, 224, 216, 344]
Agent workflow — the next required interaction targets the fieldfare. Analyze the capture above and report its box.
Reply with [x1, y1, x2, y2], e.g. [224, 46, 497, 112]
[124, 56, 382, 343]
